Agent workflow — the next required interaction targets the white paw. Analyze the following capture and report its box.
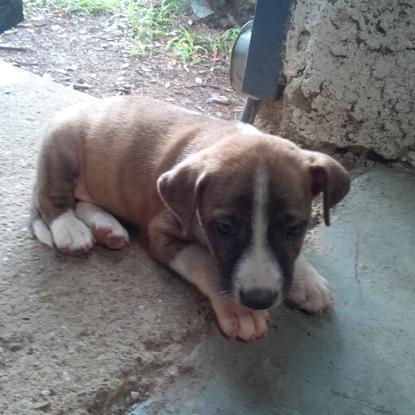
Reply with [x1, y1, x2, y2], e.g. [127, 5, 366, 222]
[75, 202, 129, 250]
[50, 210, 95, 254]
[288, 256, 333, 314]
[211, 298, 270, 341]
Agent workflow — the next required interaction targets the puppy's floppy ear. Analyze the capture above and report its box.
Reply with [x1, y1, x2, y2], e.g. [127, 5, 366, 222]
[157, 162, 208, 237]
[305, 151, 350, 226]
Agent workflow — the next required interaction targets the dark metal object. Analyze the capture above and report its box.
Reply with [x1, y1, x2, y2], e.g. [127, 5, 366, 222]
[0, 0, 24, 34]
[229, 21, 253, 96]
[242, 0, 292, 101]
[240, 97, 262, 124]
[230, 0, 293, 124]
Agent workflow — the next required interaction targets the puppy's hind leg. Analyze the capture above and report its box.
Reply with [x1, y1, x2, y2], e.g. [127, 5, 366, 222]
[33, 127, 94, 254]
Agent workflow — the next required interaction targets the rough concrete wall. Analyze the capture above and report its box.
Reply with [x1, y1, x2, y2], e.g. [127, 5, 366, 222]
[264, 0, 415, 162]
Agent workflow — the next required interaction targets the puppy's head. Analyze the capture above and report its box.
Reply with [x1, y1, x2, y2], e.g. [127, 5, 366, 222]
[158, 134, 350, 310]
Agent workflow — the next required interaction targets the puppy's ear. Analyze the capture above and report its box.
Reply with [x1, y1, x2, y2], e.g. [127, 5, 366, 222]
[305, 151, 350, 226]
[157, 163, 208, 236]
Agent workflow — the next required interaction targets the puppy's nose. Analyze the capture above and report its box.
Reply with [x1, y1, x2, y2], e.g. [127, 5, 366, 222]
[239, 288, 279, 310]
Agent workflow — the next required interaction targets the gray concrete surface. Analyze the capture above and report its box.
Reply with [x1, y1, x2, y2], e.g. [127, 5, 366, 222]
[0, 61, 210, 415]
[1, 60, 415, 415]
[130, 164, 415, 415]
[261, 0, 415, 163]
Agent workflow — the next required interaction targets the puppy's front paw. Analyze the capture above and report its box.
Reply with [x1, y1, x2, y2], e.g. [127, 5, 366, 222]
[211, 298, 270, 341]
[50, 211, 95, 254]
[287, 266, 333, 314]
[90, 216, 129, 250]
[75, 202, 129, 250]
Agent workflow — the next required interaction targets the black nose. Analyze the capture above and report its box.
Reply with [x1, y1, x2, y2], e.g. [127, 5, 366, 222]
[239, 288, 279, 310]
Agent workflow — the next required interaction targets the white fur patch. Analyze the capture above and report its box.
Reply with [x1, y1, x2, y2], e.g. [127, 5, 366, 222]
[288, 254, 333, 313]
[32, 218, 54, 248]
[75, 202, 129, 241]
[236, 121, 260, 134]
[50, 210, 94, 252]
[233, 168, 283, 302]
[169, 245, 270, 341]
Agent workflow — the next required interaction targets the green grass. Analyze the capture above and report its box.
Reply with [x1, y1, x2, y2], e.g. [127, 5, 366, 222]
[127, 0, 184, 55]
[167, 27, 208, 65]
[168, 26, 239, 67]
[24, 0, 118, 15]
[24, 0, 239, 68]
[56, 0, 118, 15]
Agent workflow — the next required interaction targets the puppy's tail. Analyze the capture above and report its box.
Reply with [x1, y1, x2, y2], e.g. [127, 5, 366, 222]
[30, 194, 54, 248]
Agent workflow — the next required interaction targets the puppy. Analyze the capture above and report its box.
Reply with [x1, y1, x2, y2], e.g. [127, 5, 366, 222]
[31, 96, 350, 341]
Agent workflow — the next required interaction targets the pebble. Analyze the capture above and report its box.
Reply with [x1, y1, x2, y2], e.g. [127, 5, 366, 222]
[73, 83, 91, 91]
[77, 391, 89, 403]
[40, 390, 51, 400]
[130, 391, 140, 400]
[206, 95, 231, 105]
[194, 77, 203, 85]
[33, 401, 50, 410]
[9, 343, 21, 352]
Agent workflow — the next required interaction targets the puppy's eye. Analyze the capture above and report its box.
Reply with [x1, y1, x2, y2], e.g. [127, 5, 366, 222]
[286, 223, 305, 237]
[213, 220, 235, 237]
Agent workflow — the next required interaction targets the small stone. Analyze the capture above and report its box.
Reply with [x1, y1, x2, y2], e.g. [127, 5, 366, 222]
[9, 343, 21, 352]
[33, 401, 50, 410]
[40, 390, 51, 400]
[407, 151, 415, 167]
[195, 77, 203, 85]
[77, 391, 88, 403]
[190, 0, 214, 19]
[343, 151, 354, 161]
[0, 347, 4, 353]
[206, 95, 231, 105]
[130, 391, 140, 400]
[73, 83, 91, 91]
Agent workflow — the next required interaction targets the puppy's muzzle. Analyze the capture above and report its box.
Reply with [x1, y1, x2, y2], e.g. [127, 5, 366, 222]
[239, 288, 280, 310]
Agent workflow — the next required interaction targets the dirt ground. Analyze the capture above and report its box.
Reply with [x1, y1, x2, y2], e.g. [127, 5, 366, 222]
[0, 2, 246, 119]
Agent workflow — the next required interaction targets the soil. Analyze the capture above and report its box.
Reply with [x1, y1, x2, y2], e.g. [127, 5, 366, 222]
[0, 3, 246, 119]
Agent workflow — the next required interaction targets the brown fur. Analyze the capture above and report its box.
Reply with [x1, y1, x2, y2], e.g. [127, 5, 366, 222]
[32, 95, 350, 341]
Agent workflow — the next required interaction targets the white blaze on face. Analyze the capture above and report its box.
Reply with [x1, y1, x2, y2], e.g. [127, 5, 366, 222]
[233, 167, 283, 303]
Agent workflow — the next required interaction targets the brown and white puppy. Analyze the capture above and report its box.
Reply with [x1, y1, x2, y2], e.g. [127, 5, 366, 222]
[31, 96, 350, 341]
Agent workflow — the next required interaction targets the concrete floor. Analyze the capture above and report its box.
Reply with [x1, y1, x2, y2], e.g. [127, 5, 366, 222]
[129, 166, 415, 414]
[1, 61, 414, 415]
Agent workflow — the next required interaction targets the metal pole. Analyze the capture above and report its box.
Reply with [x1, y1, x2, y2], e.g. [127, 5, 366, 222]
[240, 97, 262, 124]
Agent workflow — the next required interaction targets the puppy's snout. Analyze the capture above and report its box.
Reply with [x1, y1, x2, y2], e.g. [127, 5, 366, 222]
[239, 288, 279, 310]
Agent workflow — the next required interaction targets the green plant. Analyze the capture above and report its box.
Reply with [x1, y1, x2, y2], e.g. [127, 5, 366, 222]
[55, 0, 118, 15]
[167, 27, 209, 65]
[167, 26, 239, 66]
[127, 0, 183, 55]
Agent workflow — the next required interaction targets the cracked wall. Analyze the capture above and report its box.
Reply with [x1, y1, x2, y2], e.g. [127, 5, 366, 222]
[262, 0, 415, 163]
